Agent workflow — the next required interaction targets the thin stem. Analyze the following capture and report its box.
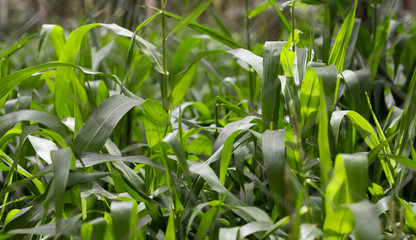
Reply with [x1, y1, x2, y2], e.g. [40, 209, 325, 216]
[245, 0, 251, 51]
[245, 0, 254, 105]
[291, 1, 295, 51]
[161, 0, 168, 110]
[178, 104, 183, 143]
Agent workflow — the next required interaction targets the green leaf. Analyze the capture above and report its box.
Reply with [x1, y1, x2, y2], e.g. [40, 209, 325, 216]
[167, 0, 212, 39]
[219, 227, 238, 240]
[300, 224, 323, 240]
[74, 95, 144, 153]
[227, 48, 264, 77]
[318, 79, 332, 188]
[259, 216, 290, 239]
[343, 19, 361, 70]
[89, 218, 108, 240]
[213, 116, 256, 152]
[0, 35, 34, 59]
[170, 61, 199, 108]
[8, 222, 57, 236]
[38, 24, 66, 58]
[328, 0, 357, 73]
[0, 61, 137, 102]
[263, 129, 288, 216]
[323, 207, 355, 238]
[135, 11, 162, 32]
[0, 110, 71, 142]
[142, 100, 170, 148]
[196, 207, 218, 239]
[248, 0, 278, 19]
[220, 130, 242, 184]
[188, 161, 243, 206]
[162, 10, 242, 48]
[262, 41, 285, 129]
[396, 67, 416, 156]
[165, 208, 176, 239]
[163, 133, 192, 186]
[346, 201, 382, 240]
[27, 135, 58, 164]
[312, 65, 338, 112]
[239, 221, 272, 238]
[268, 0, 292, 32]
[4, 209, 20, 226]
[300, 67, 320, 129]
[111, 201, 133, 240]
[171, 37, 202, 75]
[81, 223, 93, 240]
[100, 23, 164, 74]
[79, 152, 164, 170]
[188, 161, 228, 196]
[382, 154, 416, 171]
[325, 153, 368, 217]
[368, 15, 390, 82]
[52, 148, 72, 229]
[55, 24, 100, 119]
[281, 46, 295, 78]
[330, 110, 380, 149]
[341, 70, 361, 111]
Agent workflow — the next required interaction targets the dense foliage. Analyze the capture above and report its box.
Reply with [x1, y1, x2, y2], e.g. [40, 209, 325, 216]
[0, 0, 416, 239]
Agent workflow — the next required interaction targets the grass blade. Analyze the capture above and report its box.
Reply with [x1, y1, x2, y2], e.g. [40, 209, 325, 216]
[74, 95, 144, 153]
[328, 0, 357, 73]
[262, 42, 285, 129]
[396, 67, 416, 156]
[52, 148, 72, 232]
[111, 201, 133, 240]
[263, 129, 288, 216]
[38, 24, 66, 58]
[318, 79, 332, 188]
[368, 15, 390, 82]
[55, 24, 100, 119]
[346, 201, 382, 240]
[162, 10, 242, 48]
[166, 0, 212, 39]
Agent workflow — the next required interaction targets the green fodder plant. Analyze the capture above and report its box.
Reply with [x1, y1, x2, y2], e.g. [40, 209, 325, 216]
[0, 0, 416, 239]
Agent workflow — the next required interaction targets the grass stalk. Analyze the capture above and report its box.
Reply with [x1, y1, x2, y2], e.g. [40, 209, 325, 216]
[291, 1, 295, 51]
[161, 0, 168, 110]
[2, 1, 416, 239]
[245, 0, 254, 105]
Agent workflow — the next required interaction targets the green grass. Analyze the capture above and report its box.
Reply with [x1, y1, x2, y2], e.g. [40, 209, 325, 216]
[0, 0, 416, 239]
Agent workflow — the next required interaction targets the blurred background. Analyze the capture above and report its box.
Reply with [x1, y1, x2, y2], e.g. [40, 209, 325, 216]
[0, 0, 416, 41]
[0, 0, 415, 43]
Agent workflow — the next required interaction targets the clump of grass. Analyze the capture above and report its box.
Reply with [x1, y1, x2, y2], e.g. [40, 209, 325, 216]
[0, 0, 416, 239]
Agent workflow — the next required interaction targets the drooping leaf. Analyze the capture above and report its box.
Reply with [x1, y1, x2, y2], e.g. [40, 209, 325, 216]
[38, 24, 66, 58]
[74, 95, 144, 153]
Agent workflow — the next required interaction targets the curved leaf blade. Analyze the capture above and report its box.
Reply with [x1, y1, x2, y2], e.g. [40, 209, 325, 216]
[74, 94, 144, 153]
